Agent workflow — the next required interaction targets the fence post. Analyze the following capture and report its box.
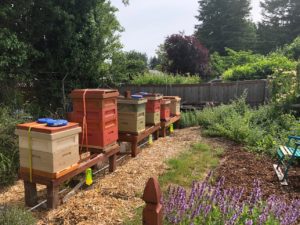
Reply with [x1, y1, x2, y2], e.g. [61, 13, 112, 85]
[142, 177, 163, 225]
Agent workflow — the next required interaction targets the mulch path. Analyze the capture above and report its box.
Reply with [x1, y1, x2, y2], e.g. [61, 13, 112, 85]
[209, 137, 300, 202]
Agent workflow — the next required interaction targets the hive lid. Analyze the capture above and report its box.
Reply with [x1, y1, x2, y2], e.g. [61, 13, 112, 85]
[69, 89, 119, 99]
[161, 99, 171, 105]
[118, 96, 147, 105]
[16, 122, 80, 134]
[137, 92, 163, 100]
[163, 96, 181, 101]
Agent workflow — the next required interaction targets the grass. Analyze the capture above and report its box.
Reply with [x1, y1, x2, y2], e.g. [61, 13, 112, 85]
[123, 142, 223, 224]
[159, 143, 223, 189]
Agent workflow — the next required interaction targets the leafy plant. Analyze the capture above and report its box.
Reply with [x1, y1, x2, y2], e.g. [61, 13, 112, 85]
[222, 53, 296, 81]
[179, 96, 298, 155]
[131, 72, 200, 85]
[0, 107, 30, 187]
[0, 206, 36, 225]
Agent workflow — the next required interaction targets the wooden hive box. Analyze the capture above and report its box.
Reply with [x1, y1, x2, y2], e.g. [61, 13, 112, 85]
[15, 122, 81, 174]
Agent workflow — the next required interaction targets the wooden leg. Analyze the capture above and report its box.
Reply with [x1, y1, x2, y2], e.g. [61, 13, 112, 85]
[131, 138, 138, 157]
[109, 153, 117, 172]
[24, 181, 38, 207]
[47, 183, 59, 209]
[161, 127, 167, 137]
[155, 130, 160, 139]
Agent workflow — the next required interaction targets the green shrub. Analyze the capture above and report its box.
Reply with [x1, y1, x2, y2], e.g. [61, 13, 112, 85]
[210, 48, 263, 77]
[179, 97, 298, 155]
[0, 107, 29, 187]
[179, 111, 200, 128]
[0, 206, 36, 225]
[222, 54, 296, 81]
[280, 36, 300, 60]
[131, 72, 200, 85]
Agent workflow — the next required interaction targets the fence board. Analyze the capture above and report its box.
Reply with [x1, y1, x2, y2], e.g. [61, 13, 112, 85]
[119, 80, 268, 106]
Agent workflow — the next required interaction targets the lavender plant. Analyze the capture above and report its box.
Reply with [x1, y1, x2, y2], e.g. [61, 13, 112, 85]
[163, 174, 300, 225]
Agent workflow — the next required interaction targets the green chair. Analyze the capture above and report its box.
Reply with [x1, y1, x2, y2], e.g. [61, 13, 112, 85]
[274, 136, 300, 185]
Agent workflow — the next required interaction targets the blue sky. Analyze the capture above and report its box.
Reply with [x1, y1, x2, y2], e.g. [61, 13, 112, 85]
[110, 0, 263, 57]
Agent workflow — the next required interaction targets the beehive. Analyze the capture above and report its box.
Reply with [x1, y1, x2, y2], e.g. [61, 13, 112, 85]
[15, 122, 81, 174]
[69, 89, 119, 149]
[163, 96, 181, 116]
[160, 99, 171, 121]
[146, 111, 160, 125]
[117, 97, 147, 133]
[140, 93, 162, 125]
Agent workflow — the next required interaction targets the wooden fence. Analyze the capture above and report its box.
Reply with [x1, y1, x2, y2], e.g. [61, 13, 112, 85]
[119, 79, 269, 106]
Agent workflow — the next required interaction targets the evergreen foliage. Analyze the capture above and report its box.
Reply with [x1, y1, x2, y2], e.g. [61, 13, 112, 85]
[195, 0, 256, 54]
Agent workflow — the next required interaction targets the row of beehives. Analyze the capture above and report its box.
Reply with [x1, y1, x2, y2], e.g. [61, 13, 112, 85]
[14, 89, 181, 178]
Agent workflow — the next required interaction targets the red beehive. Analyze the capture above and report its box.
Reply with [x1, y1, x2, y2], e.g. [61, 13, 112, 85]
[160, 99, 171, 121]
[68, 89, 119, 149]
[142, 93, 163, 113]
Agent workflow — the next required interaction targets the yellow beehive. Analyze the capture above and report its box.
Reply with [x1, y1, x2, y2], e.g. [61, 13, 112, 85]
[15, 122, 81, 174]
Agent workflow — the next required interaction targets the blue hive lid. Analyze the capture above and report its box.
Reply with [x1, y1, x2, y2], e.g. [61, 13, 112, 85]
[47, 119, 68, 127]
[37, 118, 54, 124]
[131, 95, 143, 99]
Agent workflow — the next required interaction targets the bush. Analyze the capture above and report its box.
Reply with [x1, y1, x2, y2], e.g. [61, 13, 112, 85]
[164, 175, 300, 225]
[131, 72, 200, 85]
[0, 107, 29, 187]
[0, 206, 36, 225]
[222, 53, 296, 81]
[179, 97, 298, 155]
[281, 36, 300, 60]
[210, 48, 263, 77]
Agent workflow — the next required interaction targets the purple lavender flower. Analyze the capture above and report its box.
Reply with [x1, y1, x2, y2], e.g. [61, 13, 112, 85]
[245, 219, 253, 225]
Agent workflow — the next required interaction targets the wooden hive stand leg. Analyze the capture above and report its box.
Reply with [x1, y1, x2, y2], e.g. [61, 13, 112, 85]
[154, 130, 160, 140]
[47, 183, 60, 209]
[24, 181, 38, 207]
[131, 137, 138, 158]
[160, 124, 167, 138]
[109, 153, 117, 172]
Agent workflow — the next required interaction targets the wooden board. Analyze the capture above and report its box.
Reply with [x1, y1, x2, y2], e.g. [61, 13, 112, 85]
[19, 163, 79, 179]
[16, 122, 79, 134]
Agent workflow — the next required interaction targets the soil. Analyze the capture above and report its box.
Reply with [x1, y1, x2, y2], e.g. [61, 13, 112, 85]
[208, 137, 300, 202]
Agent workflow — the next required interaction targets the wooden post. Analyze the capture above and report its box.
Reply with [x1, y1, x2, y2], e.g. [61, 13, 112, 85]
[47, 183, 59, 209]
[124, 90, 131, 98]
[109, 153, 117, 172]
[24, 181, 38, 207]
[142, 177, 163, 225]
[131, 137, 138, 157]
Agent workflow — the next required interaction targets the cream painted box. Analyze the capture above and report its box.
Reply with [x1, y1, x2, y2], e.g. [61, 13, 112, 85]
[15, 127, 81, 173]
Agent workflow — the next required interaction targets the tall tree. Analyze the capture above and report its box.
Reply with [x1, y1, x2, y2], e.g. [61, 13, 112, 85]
[162, 33, 209, 77]
[0, 0, 122, 110]
[195, 0, 256, 54]
[257, 0, 300, 54]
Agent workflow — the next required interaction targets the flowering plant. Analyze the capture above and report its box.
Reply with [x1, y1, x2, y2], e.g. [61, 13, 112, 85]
[164, 173, 300, 225]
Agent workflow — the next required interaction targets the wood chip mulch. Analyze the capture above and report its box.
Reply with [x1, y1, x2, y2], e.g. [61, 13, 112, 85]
[207, 137, 300, 202]
[0, 127, 202, 225]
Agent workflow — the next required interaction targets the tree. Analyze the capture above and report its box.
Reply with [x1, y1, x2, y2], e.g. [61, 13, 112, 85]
[162, 33, 209, 77]
[0, 0, 122, 111]
[195, 0, 256, 54]
[149, 56, 161, 70]
[257, 0, 300, 54]
[103, 50, 148, 86]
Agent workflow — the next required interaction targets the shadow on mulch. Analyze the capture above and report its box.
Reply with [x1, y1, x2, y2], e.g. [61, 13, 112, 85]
[211, 138, 300, 202]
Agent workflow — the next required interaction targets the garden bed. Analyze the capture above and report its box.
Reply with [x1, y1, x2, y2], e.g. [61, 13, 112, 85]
[210, 137, 300, 202]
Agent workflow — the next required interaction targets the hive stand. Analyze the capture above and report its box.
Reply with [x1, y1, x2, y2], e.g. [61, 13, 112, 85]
[19, 144, 119, 209]
[118, 123, 161, 157]
[160, 115, 181, 137]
